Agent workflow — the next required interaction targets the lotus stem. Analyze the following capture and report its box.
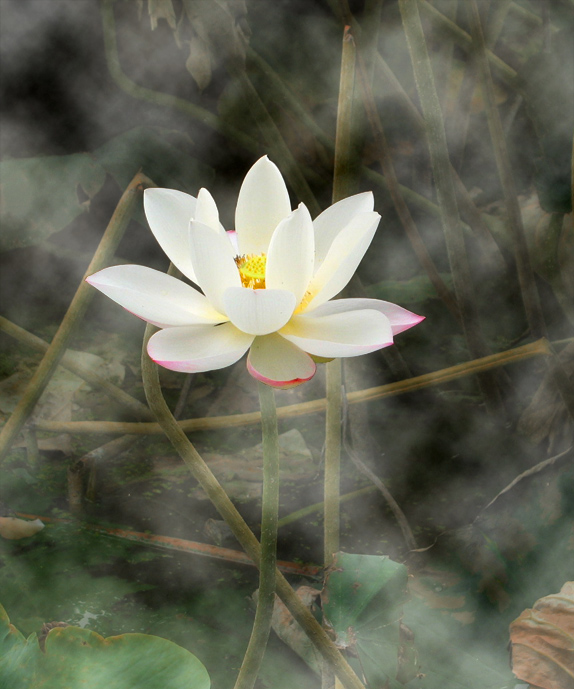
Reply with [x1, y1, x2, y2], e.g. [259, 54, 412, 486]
[140, 319, 366, 689]
[233, 382, 279, 689]
[324, 359, 343, 567]
[0, 172, 151, 465]
[33, 338, 554, 436]
[323, 26, 359, 579]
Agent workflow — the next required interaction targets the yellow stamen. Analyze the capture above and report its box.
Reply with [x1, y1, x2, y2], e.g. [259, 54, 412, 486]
[235, 253, 266, 289]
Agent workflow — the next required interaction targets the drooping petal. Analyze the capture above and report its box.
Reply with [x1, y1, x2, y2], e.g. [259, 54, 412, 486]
[303, 211, 381, 312]
[143, 188, 198, 283]
[313, 192, 374, 267]
[223, 287, 296, 336]
[309, 298, 424, 335]
[195, 188, 226, 235]
[266, 203, 315, 305]
[247, 334, 316, 388]
[86, 265, 225, 327]
[189, 220, 241, 314]
[235, 156, 291, 255]
[147, 322, 253, 373]
[280, 309, 393, 358]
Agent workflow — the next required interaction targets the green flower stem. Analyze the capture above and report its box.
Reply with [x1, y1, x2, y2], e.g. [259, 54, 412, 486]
[324, 23, 359, 571]
[324, 359, 343, 567]
[233, 382, 279, 689]
[322, 27, 359, 687]
[0, 172, 152, 465]
[33, 338, 555, 437]
[332, 26, 360, 203]
[398, 0, 503, 415]
[140, 323, 366, 689]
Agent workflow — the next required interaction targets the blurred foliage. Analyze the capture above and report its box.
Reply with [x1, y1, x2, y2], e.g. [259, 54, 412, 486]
[0, 127, 213, 251]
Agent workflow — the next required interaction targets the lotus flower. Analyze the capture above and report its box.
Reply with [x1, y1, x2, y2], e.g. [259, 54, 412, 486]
[87, 157, 423, 388]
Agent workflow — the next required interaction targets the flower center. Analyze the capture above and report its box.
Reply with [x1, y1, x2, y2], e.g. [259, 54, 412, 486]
[235, 253, 267, 289]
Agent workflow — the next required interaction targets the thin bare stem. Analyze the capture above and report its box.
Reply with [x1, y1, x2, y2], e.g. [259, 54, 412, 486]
[342, 436, 417, 551]
[324, 359, 343, 567]
[233, 382, 279, 689]
[0, 172, 151, 464]
[35, 339, 554, 436]
[278, 487, 375, 529]
[322, 27, 359, 581]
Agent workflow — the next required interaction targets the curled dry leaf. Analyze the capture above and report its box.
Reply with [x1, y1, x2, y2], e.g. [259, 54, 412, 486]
[0, 517, 44, 540]
[252, 586, 321, 675]
[509, 581, 574, 689]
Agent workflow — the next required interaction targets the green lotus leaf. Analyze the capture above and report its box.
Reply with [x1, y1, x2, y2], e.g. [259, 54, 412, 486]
[0, 602, 211, 689]
[322, 552, 409, 687]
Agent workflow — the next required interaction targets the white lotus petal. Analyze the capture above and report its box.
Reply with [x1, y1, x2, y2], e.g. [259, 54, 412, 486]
[147, 322, 253, 373]
[304, 211, 380, 312]
[143, 188, 198, 283]
[247, 334, 316, 388]
[235, 156, 291, 255]
[86, 265, 225, 327]
[189, 220, 241, 314]
[266, 203, 315, 304]
[195, 188, 226, 235]
[280, 309, 393, 358]
[223, 287, 296, 336]
[309, 298, 424, 335]
[227, 230, 239, 254]
[313, 192, 374, 266]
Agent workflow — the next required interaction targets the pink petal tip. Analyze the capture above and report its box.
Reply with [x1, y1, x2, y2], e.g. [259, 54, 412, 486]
[246, 357, 316, 389]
